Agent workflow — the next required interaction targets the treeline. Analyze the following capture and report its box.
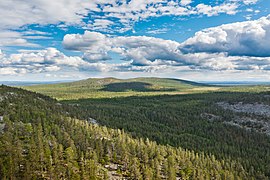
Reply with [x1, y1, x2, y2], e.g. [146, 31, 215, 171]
[0, 85, 265, 179]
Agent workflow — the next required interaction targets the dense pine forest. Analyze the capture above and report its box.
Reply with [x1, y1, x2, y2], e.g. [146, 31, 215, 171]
[22, 78, 270, 179]
[63, 92, 270, 178]
[0, 85, 268, 179]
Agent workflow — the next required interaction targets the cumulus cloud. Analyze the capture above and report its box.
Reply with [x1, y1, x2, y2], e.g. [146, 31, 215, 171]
[0, 0, 99, 47]
[180, 15, 270, 57]
[178, 14, 270, 71]
[63, 31, 182, 66]
[0, 0, 266, 78]
[3, 13, 270, 76]
[86, 19, 115, 32]
[63, 32, 226, 71]
[63, 31, 110, 52]
[0, 0, 99, 30]
[62, 14, 270, 72]
[0, 48, 114, 75]
[195, 3, 238, 16]
[180, 0, 192, 6]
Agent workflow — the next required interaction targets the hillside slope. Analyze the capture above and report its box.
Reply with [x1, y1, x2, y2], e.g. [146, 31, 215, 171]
[23, 77, 218, 100]
[0, 85, 263, 179]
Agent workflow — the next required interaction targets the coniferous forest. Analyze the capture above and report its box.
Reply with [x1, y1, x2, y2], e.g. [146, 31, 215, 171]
[63, 91, 270, 178]
[2, 79, 270, 179]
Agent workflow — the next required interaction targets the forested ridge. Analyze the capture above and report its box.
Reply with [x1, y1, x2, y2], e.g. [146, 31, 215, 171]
[0, 85, 265, 179]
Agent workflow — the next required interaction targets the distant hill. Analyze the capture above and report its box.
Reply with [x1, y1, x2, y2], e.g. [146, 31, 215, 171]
[23, 77, 218, 100]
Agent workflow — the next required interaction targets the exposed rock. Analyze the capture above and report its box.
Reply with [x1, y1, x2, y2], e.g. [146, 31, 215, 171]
[105, 163, 118, 171]
[217, 102, 270, 136]
[0, 116, 5, 133]
[37, 97, 45, 101]
[217, 102, 270, 117]
[88, 118, 98, 125]
[104, 163, 124, 180]
[6, 92, 17, 96]
[224, 116, 270, 136]
[0, 124, 5, 133]
[263, 95, 270, 98]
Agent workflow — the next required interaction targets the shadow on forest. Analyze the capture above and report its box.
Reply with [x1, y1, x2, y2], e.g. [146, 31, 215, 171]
[101, 82, 177, 92]
[167, 78, 212, 87]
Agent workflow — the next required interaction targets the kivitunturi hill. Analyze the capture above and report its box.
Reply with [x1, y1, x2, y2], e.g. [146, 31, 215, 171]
[23, 77, 218, 100]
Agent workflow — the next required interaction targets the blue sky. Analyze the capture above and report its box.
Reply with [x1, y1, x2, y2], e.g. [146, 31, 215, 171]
[0, 0, 270, 81]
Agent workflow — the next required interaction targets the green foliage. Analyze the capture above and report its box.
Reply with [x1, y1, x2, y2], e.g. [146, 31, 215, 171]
[0, 85, 264, 179]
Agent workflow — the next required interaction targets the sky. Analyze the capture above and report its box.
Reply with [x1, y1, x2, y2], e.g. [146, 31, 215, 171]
[0, 0, 270, 82]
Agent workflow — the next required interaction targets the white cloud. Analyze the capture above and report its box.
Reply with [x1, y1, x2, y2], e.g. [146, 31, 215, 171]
[0, 30, 39, 47]
[0, 0, 255, 48]
[180, 0, 192, 6]
[0, 67, 20, 75]
[63, 22, 270, 72]
[0, 50, 5, 59]
[0, 0, 99, 30]
[23, 36, 53, 40]
[23, 30, 52, 36]
[0, 29, 51, 47]
[86, 19, 115, 31]
[63, 31, 110, 52]
[63, 31, 182, 66]
[0, 0, 99, 47]
[180, 14, 270, 57]
[146, 28, 170, 34]
[3, 13, 270, 76]
[0, 0, 243, 41]
[242, 0, 259, 5]
[0, 48, 114, 75]
[100, 1, 239, 31]
[196, 3, 238, 16]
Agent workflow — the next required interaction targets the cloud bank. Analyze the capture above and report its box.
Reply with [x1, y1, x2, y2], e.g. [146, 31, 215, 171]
[180, 15, 270, 57]
[0, 48, 114, 75]
[63, 31, 182, 66]
[2, 14, 270, 76]
[62, 14, 270, 72]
